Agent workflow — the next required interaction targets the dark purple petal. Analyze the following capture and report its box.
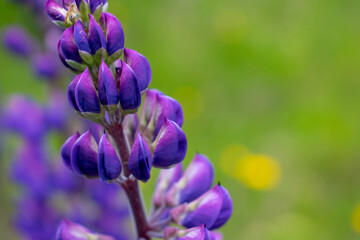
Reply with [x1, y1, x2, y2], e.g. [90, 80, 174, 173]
[45, 0, 67, 24]
[171, 185, 224, 229]
[128, 133, 152, 182]
[61, 132, 80, 170]
[74, 20, 92, 62]
[152, 118, 187, 168]
[209, 186, 233, 230]
[67, 74, 81, 111]
[88, 14, 107, 55]
[98, 133, 122, 181]
[59, 26, 84, 67]
[98, 60, 119, 105]
[71, 130, 99, 178]
[90, 0, 102, 13]
[75, 68, 101, 113]
[118, 60, 141, 111]
[124, 48, 152, 91]
[166, 154, 214, 206]
[58, 40, 79, 72]
[153, 163, 183, 208]
[2, 26, 35, 57]
[99, 13, 124, 57]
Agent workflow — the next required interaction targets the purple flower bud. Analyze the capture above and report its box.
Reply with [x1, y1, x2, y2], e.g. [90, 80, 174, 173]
[118, 60, 141, 111]
[67, 74, 81, 111]
[88, 14, 106, 56]
[98, 60, 119, 106]
[166, 154, 214, 206]
[71, 130, 99, 178]
[45, 0, 68, 28]
[123, 113, 138, 146]
[154, 95, 184, 136]
[153, 163, 182, 208]
[139, 89, 162, 130]
[209, 186, 233, 230]
[99, 13, 124, 59]
[170, 185, 224, 229]
[2, 26, 35, 57]
[32, 53, 60, 80]
[74, 20, 93, 64]
[128, 133, 152, 182]
[90, 0, 103, 13]
[61, 132, 80, 170]
[59, 26, 85, 71]
[58, 40, 79, 73]
[75, 68, 101, 113]
[124, 48, 152, 91]
[55, 220, 115, 240]
[152, 118, 187, 168]
[164, 225, 212, 240]
[98, 133, 122, 181]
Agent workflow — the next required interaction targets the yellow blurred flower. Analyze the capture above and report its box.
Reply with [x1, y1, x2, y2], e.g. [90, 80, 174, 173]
[235, 154, 281, 190]
[173, 86, 204, 121]
[220, 144, 250, 177]
[351, 203, 360, 234]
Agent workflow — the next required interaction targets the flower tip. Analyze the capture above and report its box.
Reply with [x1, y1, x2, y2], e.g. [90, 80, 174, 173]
[98, 133, 122, 181]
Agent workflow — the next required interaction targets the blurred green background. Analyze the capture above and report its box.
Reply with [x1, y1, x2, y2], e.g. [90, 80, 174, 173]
[1, 0, 360, 239]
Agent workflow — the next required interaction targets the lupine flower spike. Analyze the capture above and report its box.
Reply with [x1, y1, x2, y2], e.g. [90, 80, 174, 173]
[45, 0, 233, 238]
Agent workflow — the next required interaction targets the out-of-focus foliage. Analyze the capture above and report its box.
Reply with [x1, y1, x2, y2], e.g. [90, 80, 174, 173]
[1, 0, 360, 239]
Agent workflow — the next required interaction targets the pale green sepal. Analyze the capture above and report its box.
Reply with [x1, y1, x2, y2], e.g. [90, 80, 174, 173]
[92, 4, 104, 21]
[106, 49, 123, 66]
[79, 50, 95, 65]
[66, 59, 86, 71]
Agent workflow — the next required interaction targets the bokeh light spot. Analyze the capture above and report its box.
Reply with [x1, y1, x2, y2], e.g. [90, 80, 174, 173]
[235, 154, 281, 190]
[220, 144, 250, 177]
[351, 203, 360, 234]
[173, 86, 204, 121]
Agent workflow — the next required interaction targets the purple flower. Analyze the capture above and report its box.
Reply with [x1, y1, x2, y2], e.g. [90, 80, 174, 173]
[164, 224, 212, 240]
[123, 48, 151, 92]
[153, 163, 183, 208]
[2, 26, 35, 57]
[71, 130, 99, 178]
[74, 20, 94, 64]
[67, 74, 82, 111]
[152, 118, 187, 168]
[166, 154, 214, 206]
[118, 60, 141, 111]
[128, 133, 152, 182]
[58, 26, 86, 71]
[45, 0, 69, 28]
[61, 132, 81, 170]
[99, 12, 124, 61]
[98, 59, 119, 106]
[75, 68, 102, 114]
[88, 14, 107, 57]
[98, 133, 122, 181]
[170, 185, 224, 229]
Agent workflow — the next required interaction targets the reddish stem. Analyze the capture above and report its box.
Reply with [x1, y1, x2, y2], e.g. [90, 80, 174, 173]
[108, 123, 151, 240]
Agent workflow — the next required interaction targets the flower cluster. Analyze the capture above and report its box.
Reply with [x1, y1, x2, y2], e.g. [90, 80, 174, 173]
[45, 0, 233, 239]
[1, 95, 130, 240]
